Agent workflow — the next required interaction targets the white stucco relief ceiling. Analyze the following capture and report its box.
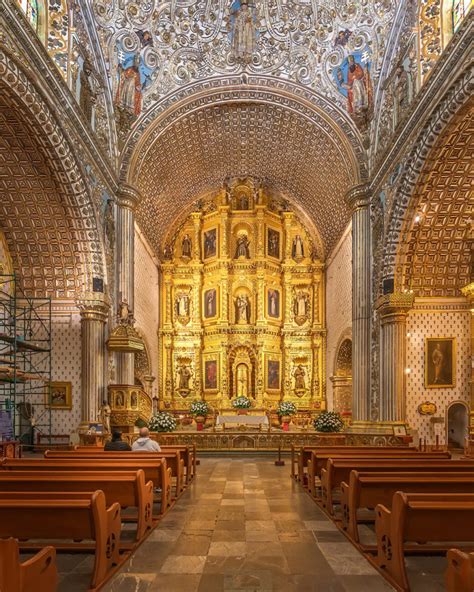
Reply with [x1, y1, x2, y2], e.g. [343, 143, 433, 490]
[133, 101, 356, 257]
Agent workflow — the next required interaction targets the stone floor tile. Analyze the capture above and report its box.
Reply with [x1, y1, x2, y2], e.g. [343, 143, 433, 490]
[150, 573, 202, 591]
[160, 555, 207, 574]
[208, 541, 247, 556]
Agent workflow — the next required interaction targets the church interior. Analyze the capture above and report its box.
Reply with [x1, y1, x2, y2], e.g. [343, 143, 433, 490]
[0, 0, 473, 590]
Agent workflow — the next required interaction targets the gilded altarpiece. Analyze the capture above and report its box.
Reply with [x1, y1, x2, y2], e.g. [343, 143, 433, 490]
[159, 178, 326, 413]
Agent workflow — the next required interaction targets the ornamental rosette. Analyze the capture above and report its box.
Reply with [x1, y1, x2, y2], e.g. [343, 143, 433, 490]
[149, 412, 177, 432]
[313, 411, 344, 432]
[232, 396, 252, 409]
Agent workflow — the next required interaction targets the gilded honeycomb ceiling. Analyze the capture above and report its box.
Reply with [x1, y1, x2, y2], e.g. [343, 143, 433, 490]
[399, 102, 474, 297]
[0, 90, 83, 298]
[133, 101, 356, 257]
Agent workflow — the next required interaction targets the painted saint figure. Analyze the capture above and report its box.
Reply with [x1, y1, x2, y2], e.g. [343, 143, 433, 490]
[181, 234, 192, 258]
[292, 235, 304, 259]
[232, 2, 256, 64]
[115, 55, 142, 116]
[235, 234, 250, 258]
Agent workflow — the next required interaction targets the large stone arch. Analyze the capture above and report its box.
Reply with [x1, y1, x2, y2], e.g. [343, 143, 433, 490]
[0, 45, 106, 297]
[380, 67, 473, 289]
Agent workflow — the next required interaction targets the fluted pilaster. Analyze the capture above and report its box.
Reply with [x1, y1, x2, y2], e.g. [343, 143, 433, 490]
[377, 293, 414, 422]
[345, 184, 371, 421]
[116, 183, 141, 385]
[461, 283, 474, 434]
[77, 295, 110, 423]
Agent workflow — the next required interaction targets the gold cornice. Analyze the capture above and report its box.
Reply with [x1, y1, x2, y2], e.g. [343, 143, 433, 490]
[376, 292, 414, 318]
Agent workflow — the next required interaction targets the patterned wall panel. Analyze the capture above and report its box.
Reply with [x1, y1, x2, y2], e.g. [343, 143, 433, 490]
[50, 314, 82, 434]
[134, 229, 159, 396]
[406, 305, 470, 444]
[325, 225, 352, 408]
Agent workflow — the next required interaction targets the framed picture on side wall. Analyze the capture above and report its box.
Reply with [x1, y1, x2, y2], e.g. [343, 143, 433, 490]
[425, 337, 456, 388]
[46, 381, 72, 409]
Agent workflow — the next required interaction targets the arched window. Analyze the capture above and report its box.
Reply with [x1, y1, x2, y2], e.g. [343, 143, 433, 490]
[453, 0, 472, 32]
[17, 0, 39, 31]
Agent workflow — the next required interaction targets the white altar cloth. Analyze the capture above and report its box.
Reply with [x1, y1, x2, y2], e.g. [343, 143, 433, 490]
[216, 414, 269, 427]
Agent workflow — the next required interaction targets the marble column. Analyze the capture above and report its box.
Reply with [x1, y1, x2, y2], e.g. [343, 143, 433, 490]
[77, 296, 110, 424]
[116, 183, 140, 385]
[345, 184, 371, 421]
[376, 293, 414, 422]
[461, 283, 474, 434]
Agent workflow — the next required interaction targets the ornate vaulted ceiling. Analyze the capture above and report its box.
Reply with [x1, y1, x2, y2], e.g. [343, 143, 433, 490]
[0, 87, 83, 298]
[133, 101, 357, 258]
[399, 101, 473, 297]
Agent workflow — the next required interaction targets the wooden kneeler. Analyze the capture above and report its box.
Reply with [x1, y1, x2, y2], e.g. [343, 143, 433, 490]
[0, 538, 57, 592]
[0, 491, 122, 591]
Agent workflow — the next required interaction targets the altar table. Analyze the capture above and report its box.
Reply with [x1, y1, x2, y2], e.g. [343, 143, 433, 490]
[216, 415, 269, 427]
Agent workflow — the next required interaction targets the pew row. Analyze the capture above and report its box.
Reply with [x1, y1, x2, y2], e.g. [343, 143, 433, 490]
[43, 451, 185, 498]
[0, 490, 122, 591]
[0, 457, 172, 511]
[339, 470, 474, 545]
[0, 469, 155, 540]
[306, 450, 451, 497]
[291, 445, 415, 482]
[375, 492, 474, 592]
[446, 548, 474, 592]
[320, 458, 474, 514]
[0, 538, 57, 592]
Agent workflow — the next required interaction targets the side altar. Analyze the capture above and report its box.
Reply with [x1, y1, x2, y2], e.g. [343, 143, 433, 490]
[158, 177, 327, 420]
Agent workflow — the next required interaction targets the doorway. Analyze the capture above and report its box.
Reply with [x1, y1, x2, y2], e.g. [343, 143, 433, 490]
[446, 401, 469, 449]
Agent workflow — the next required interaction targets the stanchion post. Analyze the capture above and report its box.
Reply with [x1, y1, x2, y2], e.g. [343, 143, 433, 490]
[275, 443, 285, 466]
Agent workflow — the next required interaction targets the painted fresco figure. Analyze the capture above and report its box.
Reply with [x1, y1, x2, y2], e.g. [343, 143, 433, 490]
[232, 2, 256, 64]
[115, 54, 142, 116]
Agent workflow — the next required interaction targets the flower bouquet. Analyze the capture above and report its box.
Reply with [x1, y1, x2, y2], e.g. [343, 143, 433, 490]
[232, 396, 252, 414]
[189, 400, 210, 430]
[149, 412, 177, 433]
[276, 401, 297, 417]
[313, 411, 344, 433]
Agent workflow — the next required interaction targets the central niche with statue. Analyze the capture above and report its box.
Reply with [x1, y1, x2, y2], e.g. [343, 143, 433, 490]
[159, 177, 326, 414]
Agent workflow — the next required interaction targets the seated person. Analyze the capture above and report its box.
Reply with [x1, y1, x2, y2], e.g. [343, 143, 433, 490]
[132, 427, 161, 452]
[104, 430, 131, 451]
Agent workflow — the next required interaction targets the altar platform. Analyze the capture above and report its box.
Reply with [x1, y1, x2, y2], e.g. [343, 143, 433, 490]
[152, 429, 407, 452]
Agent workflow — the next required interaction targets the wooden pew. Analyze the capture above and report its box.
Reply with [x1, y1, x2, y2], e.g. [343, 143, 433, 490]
[340, 471, 474, 545]
[306, 450, 451, 497]
[320, 458, 474, 514]
[0, 538, 57, 592]
[44, 450, 185, 498]
[0, 490, 122, 590]
[0, 469, 155, 540]
[446, 549, 474, 592]
[292, 446, 418, 483]
[1, 457, 172, 510]
[375, 492, 474, 592]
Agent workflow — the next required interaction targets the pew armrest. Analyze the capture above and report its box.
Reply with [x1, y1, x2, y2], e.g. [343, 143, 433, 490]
[446, 549, 474, 592]
[21, 545, 57, 592]
[375, 504, 392, 569]
[340, 481, 350, 532]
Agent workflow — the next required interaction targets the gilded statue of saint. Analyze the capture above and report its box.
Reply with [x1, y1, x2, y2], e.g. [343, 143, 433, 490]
[181, 234, 192, 258]
[293, 365, 306, 391]
[177, 365, 193, 391]
[235, 295, 250, 323]
[235, 234, 250, 258]
[292, 235, 304, 259]
[236, 364, 249, 397]
[99, 400, 112, 433]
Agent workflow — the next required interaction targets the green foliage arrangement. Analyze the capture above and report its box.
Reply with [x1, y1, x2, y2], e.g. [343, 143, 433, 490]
[313, 411, 344, 432]
[148, 412, 177, 432]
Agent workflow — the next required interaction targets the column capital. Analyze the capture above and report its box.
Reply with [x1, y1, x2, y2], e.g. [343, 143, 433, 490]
[461, 282, 474, 304]
[117, 183, 141, 210]
[76, 293, 110, 322]
[376, 292, 414, 321]
[345, 183, 370, 211]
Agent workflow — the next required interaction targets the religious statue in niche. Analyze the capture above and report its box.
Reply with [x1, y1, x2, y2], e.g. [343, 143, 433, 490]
[204, 229, 217, 259]
[181, 234, 192, 259]
[175, 292, 191, 324]
[236, 192, 249, 210]
[235, 295, 251, 323]
[177, 363, 193, 395]
[334, 49, 373, 129]
[293, 365, 307, 396]
[231, 1, 256, 65]
[104, 198, 115, 251]
[130, 392, 138, 408]
[117, 299, 134, 325]
[292, 234, 305, 260]
[293, 291, 310, 325]
[267, 289, 280, 319]
[236, 363, 249, 397]
[235, 234, 250, 258]
[99, 400, 112, 433]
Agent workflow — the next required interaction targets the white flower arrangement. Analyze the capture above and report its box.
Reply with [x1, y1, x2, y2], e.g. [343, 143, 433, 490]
[277, 401, 297, 416]
[149, 412, 177, 433]
[189, 400, 210, 416]
[313, 411, 344, 433]
[232, 396, 252, 409]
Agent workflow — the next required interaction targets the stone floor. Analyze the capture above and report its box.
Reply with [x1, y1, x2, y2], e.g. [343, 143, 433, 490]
[55, 456, 447, 591]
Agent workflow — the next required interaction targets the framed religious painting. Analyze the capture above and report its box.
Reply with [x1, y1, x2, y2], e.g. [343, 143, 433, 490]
[266, 359, 280, 391]
[267, 288, 280, 319]
[203, 288, 218, 319]
[425, 338, 456, 388]
[204, 359, 218, 391]
[203, 228, 218, 259]
[45, 381, 72, 410]
[267, 227, 280, 259]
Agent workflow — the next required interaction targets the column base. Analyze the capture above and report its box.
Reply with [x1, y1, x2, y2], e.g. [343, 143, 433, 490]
[346, 420, 408, 435]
